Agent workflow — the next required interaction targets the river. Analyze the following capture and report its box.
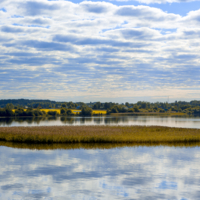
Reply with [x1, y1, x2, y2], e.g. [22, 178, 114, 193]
[1, 115, 200, 128]
[1, 115, 200, 199]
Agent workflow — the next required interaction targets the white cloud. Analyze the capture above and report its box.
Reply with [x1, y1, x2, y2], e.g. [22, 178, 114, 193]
[0, 0, 200, 101]
[112, 0, 200, 4]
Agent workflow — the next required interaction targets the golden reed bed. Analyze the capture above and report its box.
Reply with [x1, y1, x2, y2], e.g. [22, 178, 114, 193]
[1, 126, 200, 145]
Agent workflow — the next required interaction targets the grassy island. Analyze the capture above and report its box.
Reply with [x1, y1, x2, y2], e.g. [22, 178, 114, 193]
[1, 126, 200, 145]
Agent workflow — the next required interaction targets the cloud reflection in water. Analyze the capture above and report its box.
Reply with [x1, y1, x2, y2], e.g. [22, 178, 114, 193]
[0, 145, 199, 199]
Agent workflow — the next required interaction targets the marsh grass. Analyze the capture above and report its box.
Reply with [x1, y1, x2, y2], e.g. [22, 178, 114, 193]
[1, 126, 200, 144]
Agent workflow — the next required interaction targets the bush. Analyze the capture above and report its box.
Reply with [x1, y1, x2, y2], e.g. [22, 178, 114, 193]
[133, 106, 140, 112]
[61, 108, 67, 115]
[60, 108, 74, 116]
[106, 109, 111, 115]
[47, 111, 57, 116]
[111, 107, 118, 113]
[34, 109, 44, 116]
[128, 108, 134, 112]
[0, 108, 14, 117]
[15, 108, 26, 116]
[67, 109, 73, 115]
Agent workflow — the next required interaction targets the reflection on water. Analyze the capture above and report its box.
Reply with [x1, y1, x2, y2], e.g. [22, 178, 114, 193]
[1, 141, 200, 150]
[0, 141, 137, 150]
[0, 143, 200, 199]
[1, 115, 200, 128]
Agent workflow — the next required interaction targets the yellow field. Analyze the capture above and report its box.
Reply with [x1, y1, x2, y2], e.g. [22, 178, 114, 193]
[40, 109, 61, 114]
[92, 110, 107, 114]
[12, 108, 106, 115]
[70, 109, 106, 114]
[40, 109, 82, 114]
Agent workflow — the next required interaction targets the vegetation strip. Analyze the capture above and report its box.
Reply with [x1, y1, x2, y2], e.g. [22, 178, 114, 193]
[1, 126, 200, 144]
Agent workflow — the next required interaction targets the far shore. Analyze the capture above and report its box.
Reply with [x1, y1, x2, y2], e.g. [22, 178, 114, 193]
[0, 111, 188, 119]
[110, 112, 187, 116]
[1, 125, 200, 144]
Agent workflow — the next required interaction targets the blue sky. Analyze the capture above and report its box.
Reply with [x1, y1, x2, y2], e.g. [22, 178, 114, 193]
[0, 0, 200, 103]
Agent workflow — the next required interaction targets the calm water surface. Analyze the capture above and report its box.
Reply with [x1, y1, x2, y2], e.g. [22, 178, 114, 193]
[1, 115, 200, 128]
[0, 144, 200, 199]
[1, 115, 200, 199]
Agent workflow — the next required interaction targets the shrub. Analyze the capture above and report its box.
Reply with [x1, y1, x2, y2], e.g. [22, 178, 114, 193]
[47, 111, 57, 116]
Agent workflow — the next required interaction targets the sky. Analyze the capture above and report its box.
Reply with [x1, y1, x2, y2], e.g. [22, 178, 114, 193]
[0, 0, 200, 103]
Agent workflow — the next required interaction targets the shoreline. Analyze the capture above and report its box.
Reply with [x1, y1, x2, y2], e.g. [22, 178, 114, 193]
[1, 125, 200, 144]
[110, 112, 187, 116]
[1, 141, 200, 150]
[0, 112, 189, 119]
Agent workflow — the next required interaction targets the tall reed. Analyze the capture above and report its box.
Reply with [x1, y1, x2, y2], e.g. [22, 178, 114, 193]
[1, 126, 200, 144]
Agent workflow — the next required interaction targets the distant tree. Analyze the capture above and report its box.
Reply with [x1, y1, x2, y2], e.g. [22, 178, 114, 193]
[15, 108, 25, 116]
[66, 109, 73, 115]
[106, 109, 111, 114]
[133, 106, 139, 112]
[6, 103, 14, 110]
[0, 108, 14, 117]
[61, 108, 67, 115]
[33, 109, 43, 116]
[61, 103, 67, 108]
[5, 108, 13, 116]
[81, 107, 93, 116]
[111, 107, 118, 113]
[125, 102, 130, 107]
[60, 108, 74, 115]
[93, 102, 101, 109]
[26, 108, 34, 116]
[47, 111, 57, 116]
[159, 109, 165, 113]
[128, 108, 134, 112]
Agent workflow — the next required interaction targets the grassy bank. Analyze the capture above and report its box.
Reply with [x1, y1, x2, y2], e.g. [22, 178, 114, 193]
[110, 112, 187, 116]
[1, 126, 200, 144]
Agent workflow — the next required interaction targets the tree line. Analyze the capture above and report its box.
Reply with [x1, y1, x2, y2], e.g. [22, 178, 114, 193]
[1, 99, 200, 117]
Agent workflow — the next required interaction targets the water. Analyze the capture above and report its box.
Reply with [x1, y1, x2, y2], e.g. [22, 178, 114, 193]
[1, 115, 200, 128]
[0, 143, 199, 199]
[1, 115, 200, 199]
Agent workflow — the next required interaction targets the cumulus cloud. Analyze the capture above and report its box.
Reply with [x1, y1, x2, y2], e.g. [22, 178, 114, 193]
[0, 0, 200, 101]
